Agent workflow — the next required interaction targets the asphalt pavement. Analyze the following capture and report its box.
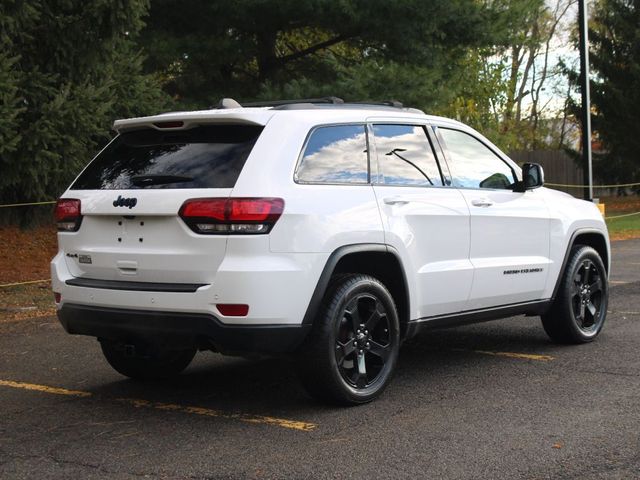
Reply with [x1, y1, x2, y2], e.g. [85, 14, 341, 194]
[1, 239, 639, 479]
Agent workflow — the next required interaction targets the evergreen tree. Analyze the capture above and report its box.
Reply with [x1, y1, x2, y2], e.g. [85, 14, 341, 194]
[0, 0, 169, 206]
[139, 0, 511, 109]
[588, 0, 640, 185]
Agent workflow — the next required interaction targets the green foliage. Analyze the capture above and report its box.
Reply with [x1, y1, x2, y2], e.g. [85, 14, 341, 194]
[0, 0, 169, 205]
[588, 0, 640, 184]
[140, 0, 501, 108]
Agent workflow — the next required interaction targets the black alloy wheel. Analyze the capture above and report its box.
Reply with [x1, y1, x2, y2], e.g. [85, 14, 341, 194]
[298, 274, 400, 405]
[569, 257, 606, 334]
[542, 245, 608, 344]
[335, 294, 393, 389]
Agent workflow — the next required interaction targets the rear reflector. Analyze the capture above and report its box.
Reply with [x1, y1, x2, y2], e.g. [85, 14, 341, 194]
[53, 292, 61, 304]
[179, 198, 284, 234]
[55, 199, 82, 232]
[217, 304, 249, 316]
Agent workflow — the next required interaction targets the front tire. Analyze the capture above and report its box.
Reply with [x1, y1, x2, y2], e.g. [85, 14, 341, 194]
[541, 245, 608, 344]
[298, 274, 400, 405]
[100, 339, 196, 380]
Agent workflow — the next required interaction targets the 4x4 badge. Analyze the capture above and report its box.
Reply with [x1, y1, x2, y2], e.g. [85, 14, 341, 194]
[113, 195, 137, 209]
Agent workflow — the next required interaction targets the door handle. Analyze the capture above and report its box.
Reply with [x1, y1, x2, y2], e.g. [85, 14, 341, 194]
[471, 198, 493, 207]
[383, 196, 410, 205]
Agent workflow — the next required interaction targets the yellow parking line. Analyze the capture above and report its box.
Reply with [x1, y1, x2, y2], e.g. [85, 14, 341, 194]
[0, 379, 317, 432]
[473, 350, 554, 361]
[0, 379, 92, 397]
[117, 397, 317, 431]
[453, 349, 554, 361]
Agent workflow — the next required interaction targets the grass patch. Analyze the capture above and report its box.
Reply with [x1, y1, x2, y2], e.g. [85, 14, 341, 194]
[601, 195, 640, 240]
[0, 282, 55, 322]
[606, 213, 640, 240]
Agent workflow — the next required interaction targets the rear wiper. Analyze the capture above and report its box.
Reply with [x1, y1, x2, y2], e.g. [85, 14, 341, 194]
[131, 174, 194, 187]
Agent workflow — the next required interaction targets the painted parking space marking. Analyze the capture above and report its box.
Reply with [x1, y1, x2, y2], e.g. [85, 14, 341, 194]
[117, 397, 317, 431]
[0, 379, 92, 397]
[0, 379, 317, 432]
[453, 349, 554, 361]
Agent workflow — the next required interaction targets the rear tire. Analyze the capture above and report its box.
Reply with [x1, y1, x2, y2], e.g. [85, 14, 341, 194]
[297, 274, 400, 405]
[541, 245, 608, 344]
[100, 339, 196, 380]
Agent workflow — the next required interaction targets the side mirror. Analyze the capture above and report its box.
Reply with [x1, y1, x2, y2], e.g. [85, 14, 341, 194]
[519, 163, 544, 191]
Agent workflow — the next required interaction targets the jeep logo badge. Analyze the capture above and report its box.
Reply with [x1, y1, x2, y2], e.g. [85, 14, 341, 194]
[113, 195, 138, 209]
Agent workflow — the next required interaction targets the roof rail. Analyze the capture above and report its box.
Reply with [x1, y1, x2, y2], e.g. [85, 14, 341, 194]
[350, 100, 404, 108]
[239, 97, 344, 108]
[214, 97, 423, 114]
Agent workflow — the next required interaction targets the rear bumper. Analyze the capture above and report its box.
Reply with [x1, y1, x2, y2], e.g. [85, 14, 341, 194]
[57, 303, 311, 354]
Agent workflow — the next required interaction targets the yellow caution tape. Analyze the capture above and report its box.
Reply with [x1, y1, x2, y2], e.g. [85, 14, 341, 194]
[0, 279, 50, 288]
[546, 181, 640, 188]
[605, 211, 640, 220]
[0, 201, 56, 208]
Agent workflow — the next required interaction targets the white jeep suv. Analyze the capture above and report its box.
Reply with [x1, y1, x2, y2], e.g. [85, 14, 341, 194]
[51, 98, 610, 404]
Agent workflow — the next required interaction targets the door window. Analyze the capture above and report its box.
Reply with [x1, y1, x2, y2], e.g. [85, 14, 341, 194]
[295, 125, 368, 184]
[373, 124, 443, 186]
[439, 128, 515, 190]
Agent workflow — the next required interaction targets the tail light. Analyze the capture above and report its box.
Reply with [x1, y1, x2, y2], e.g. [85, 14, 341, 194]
[179, 198, 284, 234]
[55, 199, 82, 232]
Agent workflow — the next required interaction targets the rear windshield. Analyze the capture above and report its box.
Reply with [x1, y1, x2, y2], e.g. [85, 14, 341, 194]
[71, 125, 263, 190]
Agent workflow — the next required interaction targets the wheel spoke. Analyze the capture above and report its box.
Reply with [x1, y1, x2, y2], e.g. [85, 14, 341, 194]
[345, 301, 362, 333]
[355, 351, 367, 387]
[589, 276, 603, 294]
[368, 340, 390, 362]
[336, 339, 356, 366]
[578, 301, 586, 324]
[582, 261, 591, 284]
[586, 301, 597, 318]
[364, 301, 384, 332]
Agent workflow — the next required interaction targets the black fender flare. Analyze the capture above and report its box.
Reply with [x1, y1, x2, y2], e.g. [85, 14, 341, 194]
[550, 228, 610, 302]
[301, 243, 411, 326]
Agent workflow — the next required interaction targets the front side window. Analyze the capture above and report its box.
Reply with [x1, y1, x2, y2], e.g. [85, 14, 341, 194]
[373, 124, 443, 186]
[296, 125, 368, 184]
[439, 128, 516, 190]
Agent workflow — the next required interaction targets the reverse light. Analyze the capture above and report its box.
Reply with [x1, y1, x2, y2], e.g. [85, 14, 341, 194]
[216, 304, 249, 316]
[55, 199, 82, 232]
[179, 198, 284, 235]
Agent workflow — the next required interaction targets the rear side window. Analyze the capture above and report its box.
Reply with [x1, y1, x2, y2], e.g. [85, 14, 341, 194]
[295, 125, 368, 184]
[373, 124, 443, 186]
[71, 125, 263, 190]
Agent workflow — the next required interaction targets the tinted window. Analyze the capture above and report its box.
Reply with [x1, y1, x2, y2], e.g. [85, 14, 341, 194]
[439, 129, 515, 189]
[296, 125, 368, 184]
[71, 125, 263, 190]
[373, 124, 443, 186]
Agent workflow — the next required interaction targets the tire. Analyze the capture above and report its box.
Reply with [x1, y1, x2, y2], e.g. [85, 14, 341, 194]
[541, 245, 608, 344]
[100, 339, 196, 380]
[297, 274, 400, 405]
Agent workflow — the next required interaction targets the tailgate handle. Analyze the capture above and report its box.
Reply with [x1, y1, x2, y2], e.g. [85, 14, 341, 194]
[117, 260, 138, 275]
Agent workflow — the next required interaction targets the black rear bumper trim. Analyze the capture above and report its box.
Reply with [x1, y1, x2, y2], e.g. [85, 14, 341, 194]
[65, 278, 208, 293]
[57, 303, 310, 354]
